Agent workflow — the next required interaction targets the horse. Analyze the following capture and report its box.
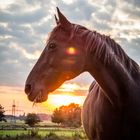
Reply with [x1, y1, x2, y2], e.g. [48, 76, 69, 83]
[25, 8, 140, 140]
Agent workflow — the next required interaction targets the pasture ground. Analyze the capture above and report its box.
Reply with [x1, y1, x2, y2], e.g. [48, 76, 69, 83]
[0, 121, 88, 140]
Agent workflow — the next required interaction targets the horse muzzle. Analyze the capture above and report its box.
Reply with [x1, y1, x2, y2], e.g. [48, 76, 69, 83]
[25, 84, 48, 103]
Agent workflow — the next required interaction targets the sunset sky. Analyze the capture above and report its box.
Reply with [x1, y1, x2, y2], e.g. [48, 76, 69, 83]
[0, 0, 140, 115]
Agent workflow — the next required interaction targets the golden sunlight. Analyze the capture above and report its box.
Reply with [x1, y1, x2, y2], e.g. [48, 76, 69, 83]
[58, 83, 80, 92]
[41, 83, 88, 112]
[43, 94, 86, 110]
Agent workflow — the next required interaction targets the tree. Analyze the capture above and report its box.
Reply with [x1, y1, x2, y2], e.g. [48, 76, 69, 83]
[51, 108, 63, 125]
[25, 113, 41, 127]
[67, 103, 81, 127]
[0, 104, 6, 122]
[51, 103, 81, 127]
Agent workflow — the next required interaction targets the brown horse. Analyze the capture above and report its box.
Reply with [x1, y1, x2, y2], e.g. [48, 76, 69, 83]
[25, 8, 140, 140]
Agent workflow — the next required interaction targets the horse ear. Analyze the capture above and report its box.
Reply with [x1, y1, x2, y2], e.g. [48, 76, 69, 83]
[54, 14, 59, 25]
[56, 7, 71, 29]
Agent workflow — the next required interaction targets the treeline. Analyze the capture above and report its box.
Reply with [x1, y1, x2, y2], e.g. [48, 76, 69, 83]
[0, 103, 82, 128]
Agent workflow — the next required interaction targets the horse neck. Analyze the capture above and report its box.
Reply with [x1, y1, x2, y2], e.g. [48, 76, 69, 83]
[82, 30, 139, 105]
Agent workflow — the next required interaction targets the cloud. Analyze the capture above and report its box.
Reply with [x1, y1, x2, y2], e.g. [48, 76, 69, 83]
[53, 83, 89, 96]
[0, 85, 23, 94]
[0, 0, 140, 88]
[0, 8, 46, 24]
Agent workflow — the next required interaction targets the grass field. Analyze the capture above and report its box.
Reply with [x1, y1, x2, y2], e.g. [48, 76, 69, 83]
[0, 129, 88, 140]
[0, 128, 86, 137]
[0, 121, 88, 140]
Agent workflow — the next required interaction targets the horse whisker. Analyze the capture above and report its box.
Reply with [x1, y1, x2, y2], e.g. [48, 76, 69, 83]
[32, 98, 37, 107]
[32, 95, 38, 107]
[32, 102, 36, 107]
[32, 91, 42, 107]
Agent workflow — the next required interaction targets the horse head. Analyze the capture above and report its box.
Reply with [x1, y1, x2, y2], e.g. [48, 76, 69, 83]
[25, 8, 86, 103]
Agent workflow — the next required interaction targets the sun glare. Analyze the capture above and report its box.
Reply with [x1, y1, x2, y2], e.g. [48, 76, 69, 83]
[46, 94, 85, 108]
[67, 47, 76, 55]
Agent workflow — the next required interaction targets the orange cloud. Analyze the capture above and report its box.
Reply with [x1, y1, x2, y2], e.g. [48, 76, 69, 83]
[52, 83, 89, 96]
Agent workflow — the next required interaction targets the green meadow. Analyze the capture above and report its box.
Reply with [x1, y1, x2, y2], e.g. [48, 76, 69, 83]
[0, 121, 88, 140]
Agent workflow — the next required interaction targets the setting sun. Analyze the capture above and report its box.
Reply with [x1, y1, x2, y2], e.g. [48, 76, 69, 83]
[41, 83, 88, 112]
[43, 94, 86, 111]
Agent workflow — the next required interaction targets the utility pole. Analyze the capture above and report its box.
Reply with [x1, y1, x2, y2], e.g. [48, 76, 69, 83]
[11, 100, 16, 124]
[5, 100, 24, 124]
[10, 100, 23, 124]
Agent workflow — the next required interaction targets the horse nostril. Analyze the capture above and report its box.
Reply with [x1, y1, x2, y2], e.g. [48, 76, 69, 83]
[25, 84, 32, 94]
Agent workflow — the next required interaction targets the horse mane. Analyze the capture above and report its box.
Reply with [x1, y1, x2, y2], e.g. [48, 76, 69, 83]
[72, 24, 140, 79]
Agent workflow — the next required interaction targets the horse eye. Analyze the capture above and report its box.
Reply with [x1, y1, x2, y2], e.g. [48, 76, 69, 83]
[48, 43, 56, 50]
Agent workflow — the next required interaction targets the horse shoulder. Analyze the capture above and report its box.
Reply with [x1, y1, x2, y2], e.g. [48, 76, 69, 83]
[82, 81, 121, 140]
[82, 81, 101, 139]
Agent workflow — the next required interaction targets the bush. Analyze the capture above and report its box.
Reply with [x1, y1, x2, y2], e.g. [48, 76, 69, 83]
[0, 104, 6, 122]
[25, 113, 41, 127]
[51, 103, 81, 127]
